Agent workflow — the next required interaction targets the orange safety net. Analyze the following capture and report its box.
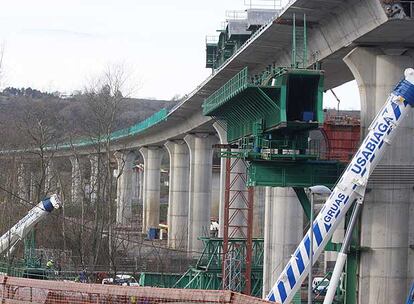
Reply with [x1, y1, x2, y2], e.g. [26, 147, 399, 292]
[0, 275, 272, 304]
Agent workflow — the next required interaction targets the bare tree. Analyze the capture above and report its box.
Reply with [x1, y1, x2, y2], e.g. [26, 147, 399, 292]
[63, 64, 136, 272]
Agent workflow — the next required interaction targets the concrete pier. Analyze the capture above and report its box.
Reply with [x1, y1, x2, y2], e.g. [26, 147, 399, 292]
[262, 187, 303, 296]
[253, 186, 265, 238]
[114, 151, 137, 225]
[17, 162, 30, 203]
[69, 156, 83, 204]
[344, 47, 414, 304]
[44, 160, 55, 195]
[184, 133, 216, 254]
[165, 140, 190, 249]
[212, 122, 227, 237]
[131, 165, 140, 203]
[140, 151, 148, 233]
[137, 164, 144, 204]
[139, 147, 163, 234]
[89, 154, 99, 204]
[211, 168, 221, 222]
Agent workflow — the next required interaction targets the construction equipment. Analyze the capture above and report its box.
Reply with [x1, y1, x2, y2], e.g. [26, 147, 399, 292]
[0, 194, 62, 256]
[329, 89, 341, 112]
[266, 68, 414, 303]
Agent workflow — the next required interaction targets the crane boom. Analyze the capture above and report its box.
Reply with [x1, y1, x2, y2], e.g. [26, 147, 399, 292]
[0, 194, 62, 255]
[266, 68, 414, 303]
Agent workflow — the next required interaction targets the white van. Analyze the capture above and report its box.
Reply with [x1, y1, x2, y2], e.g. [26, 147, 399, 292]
[102, 274, 139, 286]
[312, 277, 329, 295]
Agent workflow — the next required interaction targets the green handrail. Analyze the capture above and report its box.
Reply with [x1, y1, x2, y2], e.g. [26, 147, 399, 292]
[202, 67, 248, 115]
[56, 108, 168, 150]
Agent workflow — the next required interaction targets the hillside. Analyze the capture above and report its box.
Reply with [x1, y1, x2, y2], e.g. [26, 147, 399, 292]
[0, 88, 178, 149]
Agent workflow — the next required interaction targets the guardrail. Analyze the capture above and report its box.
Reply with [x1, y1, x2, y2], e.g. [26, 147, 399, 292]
[202, 67, 249, 115]
[57, 108, 168, 150]
[244, 0, 282, 9]
[206, 35, 219, 44]
[225, 10, 248, 20]
[401, 1, 414, 17]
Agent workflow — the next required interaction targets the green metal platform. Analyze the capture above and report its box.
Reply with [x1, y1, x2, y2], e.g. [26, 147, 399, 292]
[173, 237, 264, 297]
[203, 67, 324, 144]
[247, 160, 344, 188]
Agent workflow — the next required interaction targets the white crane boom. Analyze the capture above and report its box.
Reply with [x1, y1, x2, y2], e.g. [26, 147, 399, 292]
[266, 68, 414, 303]
[0, 194, 62, 255]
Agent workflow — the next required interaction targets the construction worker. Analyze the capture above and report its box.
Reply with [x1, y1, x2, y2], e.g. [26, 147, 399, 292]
[79, 268, 88, 283]
[46, 259, 54, 269]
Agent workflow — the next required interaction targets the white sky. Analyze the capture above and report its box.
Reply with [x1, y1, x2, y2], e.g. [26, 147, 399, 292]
[0, 0, 360, 110]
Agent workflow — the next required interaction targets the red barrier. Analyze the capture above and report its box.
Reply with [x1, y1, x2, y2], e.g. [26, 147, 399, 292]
[323, 115, 360, 162]
[0, 275, 272, 304]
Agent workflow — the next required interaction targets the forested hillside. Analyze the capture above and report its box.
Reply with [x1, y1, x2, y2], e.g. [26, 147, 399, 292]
[0, 87, 177, 150]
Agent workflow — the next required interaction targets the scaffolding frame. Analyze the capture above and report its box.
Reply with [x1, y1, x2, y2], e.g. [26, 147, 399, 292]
[221, 147, 254, 295]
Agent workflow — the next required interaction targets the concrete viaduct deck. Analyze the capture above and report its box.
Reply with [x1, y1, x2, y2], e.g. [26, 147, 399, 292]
[105, 0, 414, 151]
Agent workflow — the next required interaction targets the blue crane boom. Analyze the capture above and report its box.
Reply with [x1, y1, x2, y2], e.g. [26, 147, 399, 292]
[266, 68, 414, 303]
[0, 194, 62, 256]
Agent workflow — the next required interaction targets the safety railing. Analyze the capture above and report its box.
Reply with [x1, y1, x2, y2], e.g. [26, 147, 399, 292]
[225, 10, 248, 20]
[206, 35, 219, 45]
[256, 138, 324, 160]
[202, 67, 249, 115]
[57, 108, 168, 150]
[244, 0, 282, 9]
[400, 1, 414, 17]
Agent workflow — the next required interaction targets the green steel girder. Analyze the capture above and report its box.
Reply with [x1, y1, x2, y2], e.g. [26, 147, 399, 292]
[174, 267, 263, 298]
[344, 206, 361, 304]
[139, 272, 185, 288]
[203, 67, 324, 144]
[247, 160, 344, 188]
[173, 237, 264, 297]
[292, 187, 311, 219]
[196, 237, 264, 272]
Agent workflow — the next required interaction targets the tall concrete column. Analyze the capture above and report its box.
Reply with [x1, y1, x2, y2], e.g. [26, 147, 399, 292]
[131, 167, 139, 203]
[140, 150, 148, 233]
[44, 160, 55, 195]
[29, 171, 37, 201]
[17, 162, 30, 203]
[211, 167, 221, 221]
[165, 140, 190, 249]
[253, 186, 265, 238]
[262, 187, 303, 296]
[69, 156, 83, 204]
[324, 218, 345, 272]
[344, 47, 414, 304]
[137, 165, 144, 204]
[89, 154, 99, 204]
[139, 147, 162, 233]
[213, 122, 227, 237]
[184, 133, 217, 253]
[114, 151, 137, 225]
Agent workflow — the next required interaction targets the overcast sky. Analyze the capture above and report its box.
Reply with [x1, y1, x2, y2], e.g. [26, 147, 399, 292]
[0, 0, 360, 110]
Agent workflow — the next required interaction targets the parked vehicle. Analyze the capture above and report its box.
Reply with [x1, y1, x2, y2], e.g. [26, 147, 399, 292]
[102, 274, 139, 286]
[312, 277, 329, 295]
